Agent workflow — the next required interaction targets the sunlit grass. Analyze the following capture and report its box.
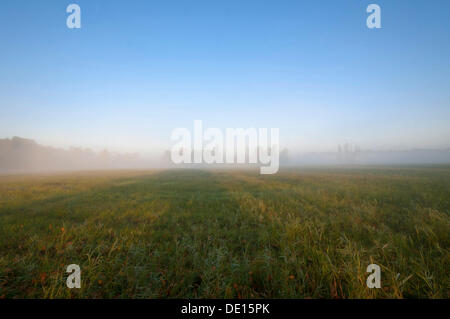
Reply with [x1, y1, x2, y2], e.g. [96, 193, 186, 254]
[0, 167, 449, 298]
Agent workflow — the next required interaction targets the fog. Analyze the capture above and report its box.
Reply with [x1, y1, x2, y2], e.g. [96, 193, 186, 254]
[1, 137, 450, 174]
[0, 137, 166, 174]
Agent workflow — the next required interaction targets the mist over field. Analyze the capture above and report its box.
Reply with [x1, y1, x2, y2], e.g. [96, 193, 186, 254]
[1, 136, 450, 174]
[0, 137, 155, 173]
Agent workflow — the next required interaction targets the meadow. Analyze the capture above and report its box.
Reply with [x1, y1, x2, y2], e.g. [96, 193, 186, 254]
[0, 166, 449, 298]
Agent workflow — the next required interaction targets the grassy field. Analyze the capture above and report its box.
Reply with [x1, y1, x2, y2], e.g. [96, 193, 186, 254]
[0, 166, 449, 298]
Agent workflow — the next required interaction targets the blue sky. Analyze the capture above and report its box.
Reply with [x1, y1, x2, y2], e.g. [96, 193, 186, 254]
[0, 0, 449, 154]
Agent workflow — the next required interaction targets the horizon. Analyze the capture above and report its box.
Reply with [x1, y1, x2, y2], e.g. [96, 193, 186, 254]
[4, 135, 450, 155]
[2, 135, 450, 174]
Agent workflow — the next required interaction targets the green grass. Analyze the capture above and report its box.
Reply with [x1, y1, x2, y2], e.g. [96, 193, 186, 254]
[0, 166, 449, 298]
